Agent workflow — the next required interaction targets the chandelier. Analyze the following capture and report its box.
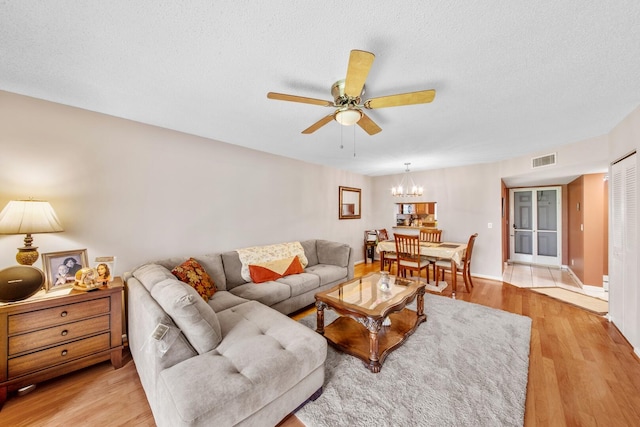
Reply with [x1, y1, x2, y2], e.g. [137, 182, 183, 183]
[391, 163, 423, 197]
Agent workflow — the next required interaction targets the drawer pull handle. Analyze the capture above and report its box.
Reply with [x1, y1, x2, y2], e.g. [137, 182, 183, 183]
[61, 311, 68, 317]
[61, 330, 68, 336]
[61, 350, 68, 357]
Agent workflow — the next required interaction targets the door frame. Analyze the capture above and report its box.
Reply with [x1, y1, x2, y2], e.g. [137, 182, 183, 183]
[509, 186, 563, 266]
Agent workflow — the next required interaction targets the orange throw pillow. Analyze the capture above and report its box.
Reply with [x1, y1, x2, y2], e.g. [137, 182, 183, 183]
[171, 258, 216, 301]
[249, 256, 304, 284]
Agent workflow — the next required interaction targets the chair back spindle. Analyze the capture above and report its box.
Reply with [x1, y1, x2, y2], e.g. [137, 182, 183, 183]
[419, 228, 442, 243]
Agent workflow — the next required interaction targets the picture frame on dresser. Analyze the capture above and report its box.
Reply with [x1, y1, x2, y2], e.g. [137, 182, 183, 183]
[94, 256, 116, 284]
[42, 249, 89, 291]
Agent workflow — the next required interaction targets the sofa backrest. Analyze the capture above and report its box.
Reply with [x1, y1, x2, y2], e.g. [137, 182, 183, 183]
[148, 254, 228, 291]
[221, 239, 340, 290]
[316, 239, 351, 267]
[300, 239, 319, 266]
[221, 251, 245, 289]
[132, 239, 351, 292]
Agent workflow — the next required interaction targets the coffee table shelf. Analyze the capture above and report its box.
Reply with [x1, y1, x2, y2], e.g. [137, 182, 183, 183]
[315, 273, 426, 373]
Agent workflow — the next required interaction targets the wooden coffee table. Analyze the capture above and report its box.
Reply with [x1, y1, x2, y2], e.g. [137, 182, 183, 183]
[315, 273, 426, 373]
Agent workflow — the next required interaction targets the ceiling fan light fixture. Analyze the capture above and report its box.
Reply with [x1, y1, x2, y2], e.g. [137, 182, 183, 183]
[334, 108, 362, 126]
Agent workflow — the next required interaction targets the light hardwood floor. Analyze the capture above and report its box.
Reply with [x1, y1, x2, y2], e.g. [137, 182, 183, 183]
[2, 263, 638, 426]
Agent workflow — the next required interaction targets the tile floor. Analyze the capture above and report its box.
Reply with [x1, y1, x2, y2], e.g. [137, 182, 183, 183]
[502, 262, 609, 301]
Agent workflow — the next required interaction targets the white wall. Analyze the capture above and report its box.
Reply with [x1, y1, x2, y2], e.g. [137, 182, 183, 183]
[2, 89, 638, 296]
[0, 91, 374, 275]
[499, 134, 609, 187]
[372, 163, 504, 280]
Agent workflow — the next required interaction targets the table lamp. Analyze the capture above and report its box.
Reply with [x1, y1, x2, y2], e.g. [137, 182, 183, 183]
[0, 200, 64, 265]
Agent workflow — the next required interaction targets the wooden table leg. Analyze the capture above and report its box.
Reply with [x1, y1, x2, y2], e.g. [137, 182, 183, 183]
[451, 259, 457, 293]
[379, 251, 385, 271]
[315, 301, 326, 334]
[416, 288, 425, 318]
[366, 320, 382, 373]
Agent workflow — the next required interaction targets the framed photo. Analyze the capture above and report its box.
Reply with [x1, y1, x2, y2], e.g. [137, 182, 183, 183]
[94, 256, 116, 284]
[42, 249, 89, 291]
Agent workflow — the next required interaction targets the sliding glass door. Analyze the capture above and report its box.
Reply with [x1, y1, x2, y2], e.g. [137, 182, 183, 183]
[509, 187, 561, 266]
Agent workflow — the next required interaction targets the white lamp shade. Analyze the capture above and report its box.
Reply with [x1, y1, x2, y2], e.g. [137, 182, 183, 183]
[0, 200, 64, 235]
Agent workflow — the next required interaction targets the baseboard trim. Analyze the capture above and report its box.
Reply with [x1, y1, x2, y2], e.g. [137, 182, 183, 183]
[566, 267, 585, 288]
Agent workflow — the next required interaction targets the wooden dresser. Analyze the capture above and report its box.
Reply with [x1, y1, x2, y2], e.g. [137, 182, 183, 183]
[0, 278, 124, 408]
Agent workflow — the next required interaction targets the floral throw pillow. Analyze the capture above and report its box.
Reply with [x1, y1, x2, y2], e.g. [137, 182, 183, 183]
[171, 258, 216, 301]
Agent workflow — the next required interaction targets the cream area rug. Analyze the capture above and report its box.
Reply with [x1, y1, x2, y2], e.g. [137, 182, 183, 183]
[530, 287, 608, 315]
[297, 294, 532, 427]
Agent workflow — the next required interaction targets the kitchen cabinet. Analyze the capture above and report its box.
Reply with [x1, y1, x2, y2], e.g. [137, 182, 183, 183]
[395, 202, 437, 227]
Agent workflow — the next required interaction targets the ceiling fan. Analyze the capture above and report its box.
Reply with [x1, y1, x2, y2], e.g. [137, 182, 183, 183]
[267, 49, 436, 135]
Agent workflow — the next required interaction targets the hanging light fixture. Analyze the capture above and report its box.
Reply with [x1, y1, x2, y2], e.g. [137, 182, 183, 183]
[391, 163, 423, 197]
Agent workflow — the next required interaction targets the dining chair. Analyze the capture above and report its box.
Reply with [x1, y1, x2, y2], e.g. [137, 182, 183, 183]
[435, 233, 478, 292]
[394, 233, 430, 281]
[419, 228, 442, 242]
[419, 228, 442, 280]
[376, 229, 397, 272]
[364, 230, 378, 263]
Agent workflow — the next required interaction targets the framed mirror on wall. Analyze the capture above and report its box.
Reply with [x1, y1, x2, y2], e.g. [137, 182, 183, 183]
[339, 186, 361, 219]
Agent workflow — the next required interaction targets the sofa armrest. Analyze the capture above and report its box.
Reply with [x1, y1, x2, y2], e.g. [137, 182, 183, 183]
[125, 276, 198, 408]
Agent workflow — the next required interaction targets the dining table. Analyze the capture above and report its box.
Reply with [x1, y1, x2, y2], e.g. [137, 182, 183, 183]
[376, 240, 468, 292]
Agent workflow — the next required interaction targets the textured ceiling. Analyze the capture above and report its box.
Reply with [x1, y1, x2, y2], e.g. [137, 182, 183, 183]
[2, 1, 639, 178]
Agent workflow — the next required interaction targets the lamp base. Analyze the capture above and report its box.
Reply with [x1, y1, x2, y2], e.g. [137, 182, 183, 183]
[16, 247, 39, 266]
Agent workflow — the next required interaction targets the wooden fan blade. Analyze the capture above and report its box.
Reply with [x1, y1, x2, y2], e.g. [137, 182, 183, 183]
[344, 50, 375, 98]
[267, 92, 333, 107]
[302, 114, 335, 134]
[364, 89, 436, 109]
[357, 112, 382, 135]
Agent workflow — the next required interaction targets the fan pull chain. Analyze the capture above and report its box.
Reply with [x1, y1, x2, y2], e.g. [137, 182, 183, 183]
[353, 124, 356, 157]
[340, 124, 344, 149]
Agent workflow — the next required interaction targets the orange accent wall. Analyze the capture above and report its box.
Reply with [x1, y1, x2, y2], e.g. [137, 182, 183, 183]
[567, 173, 608, 286]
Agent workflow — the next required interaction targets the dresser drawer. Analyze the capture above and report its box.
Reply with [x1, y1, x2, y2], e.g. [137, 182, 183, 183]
[8, 333, 111, 378]
[8, 298, 110, 335]
[8, 315, 111, 356]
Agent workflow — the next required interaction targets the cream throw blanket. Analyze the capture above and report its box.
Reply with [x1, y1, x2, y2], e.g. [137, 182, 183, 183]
[236, 242, 309, 282]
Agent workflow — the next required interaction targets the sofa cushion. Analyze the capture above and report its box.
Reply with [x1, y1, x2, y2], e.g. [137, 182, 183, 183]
[276, 272, 321, 297]
[249, 256, 304, 284]
[208, 290, 250, 313]
[157, 300, 327, 426]
[228, 281, 291, 307]
[171, 258, 217, 301]
[151, 278, 222, 354]
[317, 240, 350, 267]
[305, 264, 349, 286]
[132, 263, 176, 292]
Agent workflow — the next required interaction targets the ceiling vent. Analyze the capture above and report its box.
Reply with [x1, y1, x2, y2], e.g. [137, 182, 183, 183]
[531, 153, 556, 169]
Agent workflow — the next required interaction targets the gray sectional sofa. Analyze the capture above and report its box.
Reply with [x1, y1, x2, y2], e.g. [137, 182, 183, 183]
[124, 239, 354, 426]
